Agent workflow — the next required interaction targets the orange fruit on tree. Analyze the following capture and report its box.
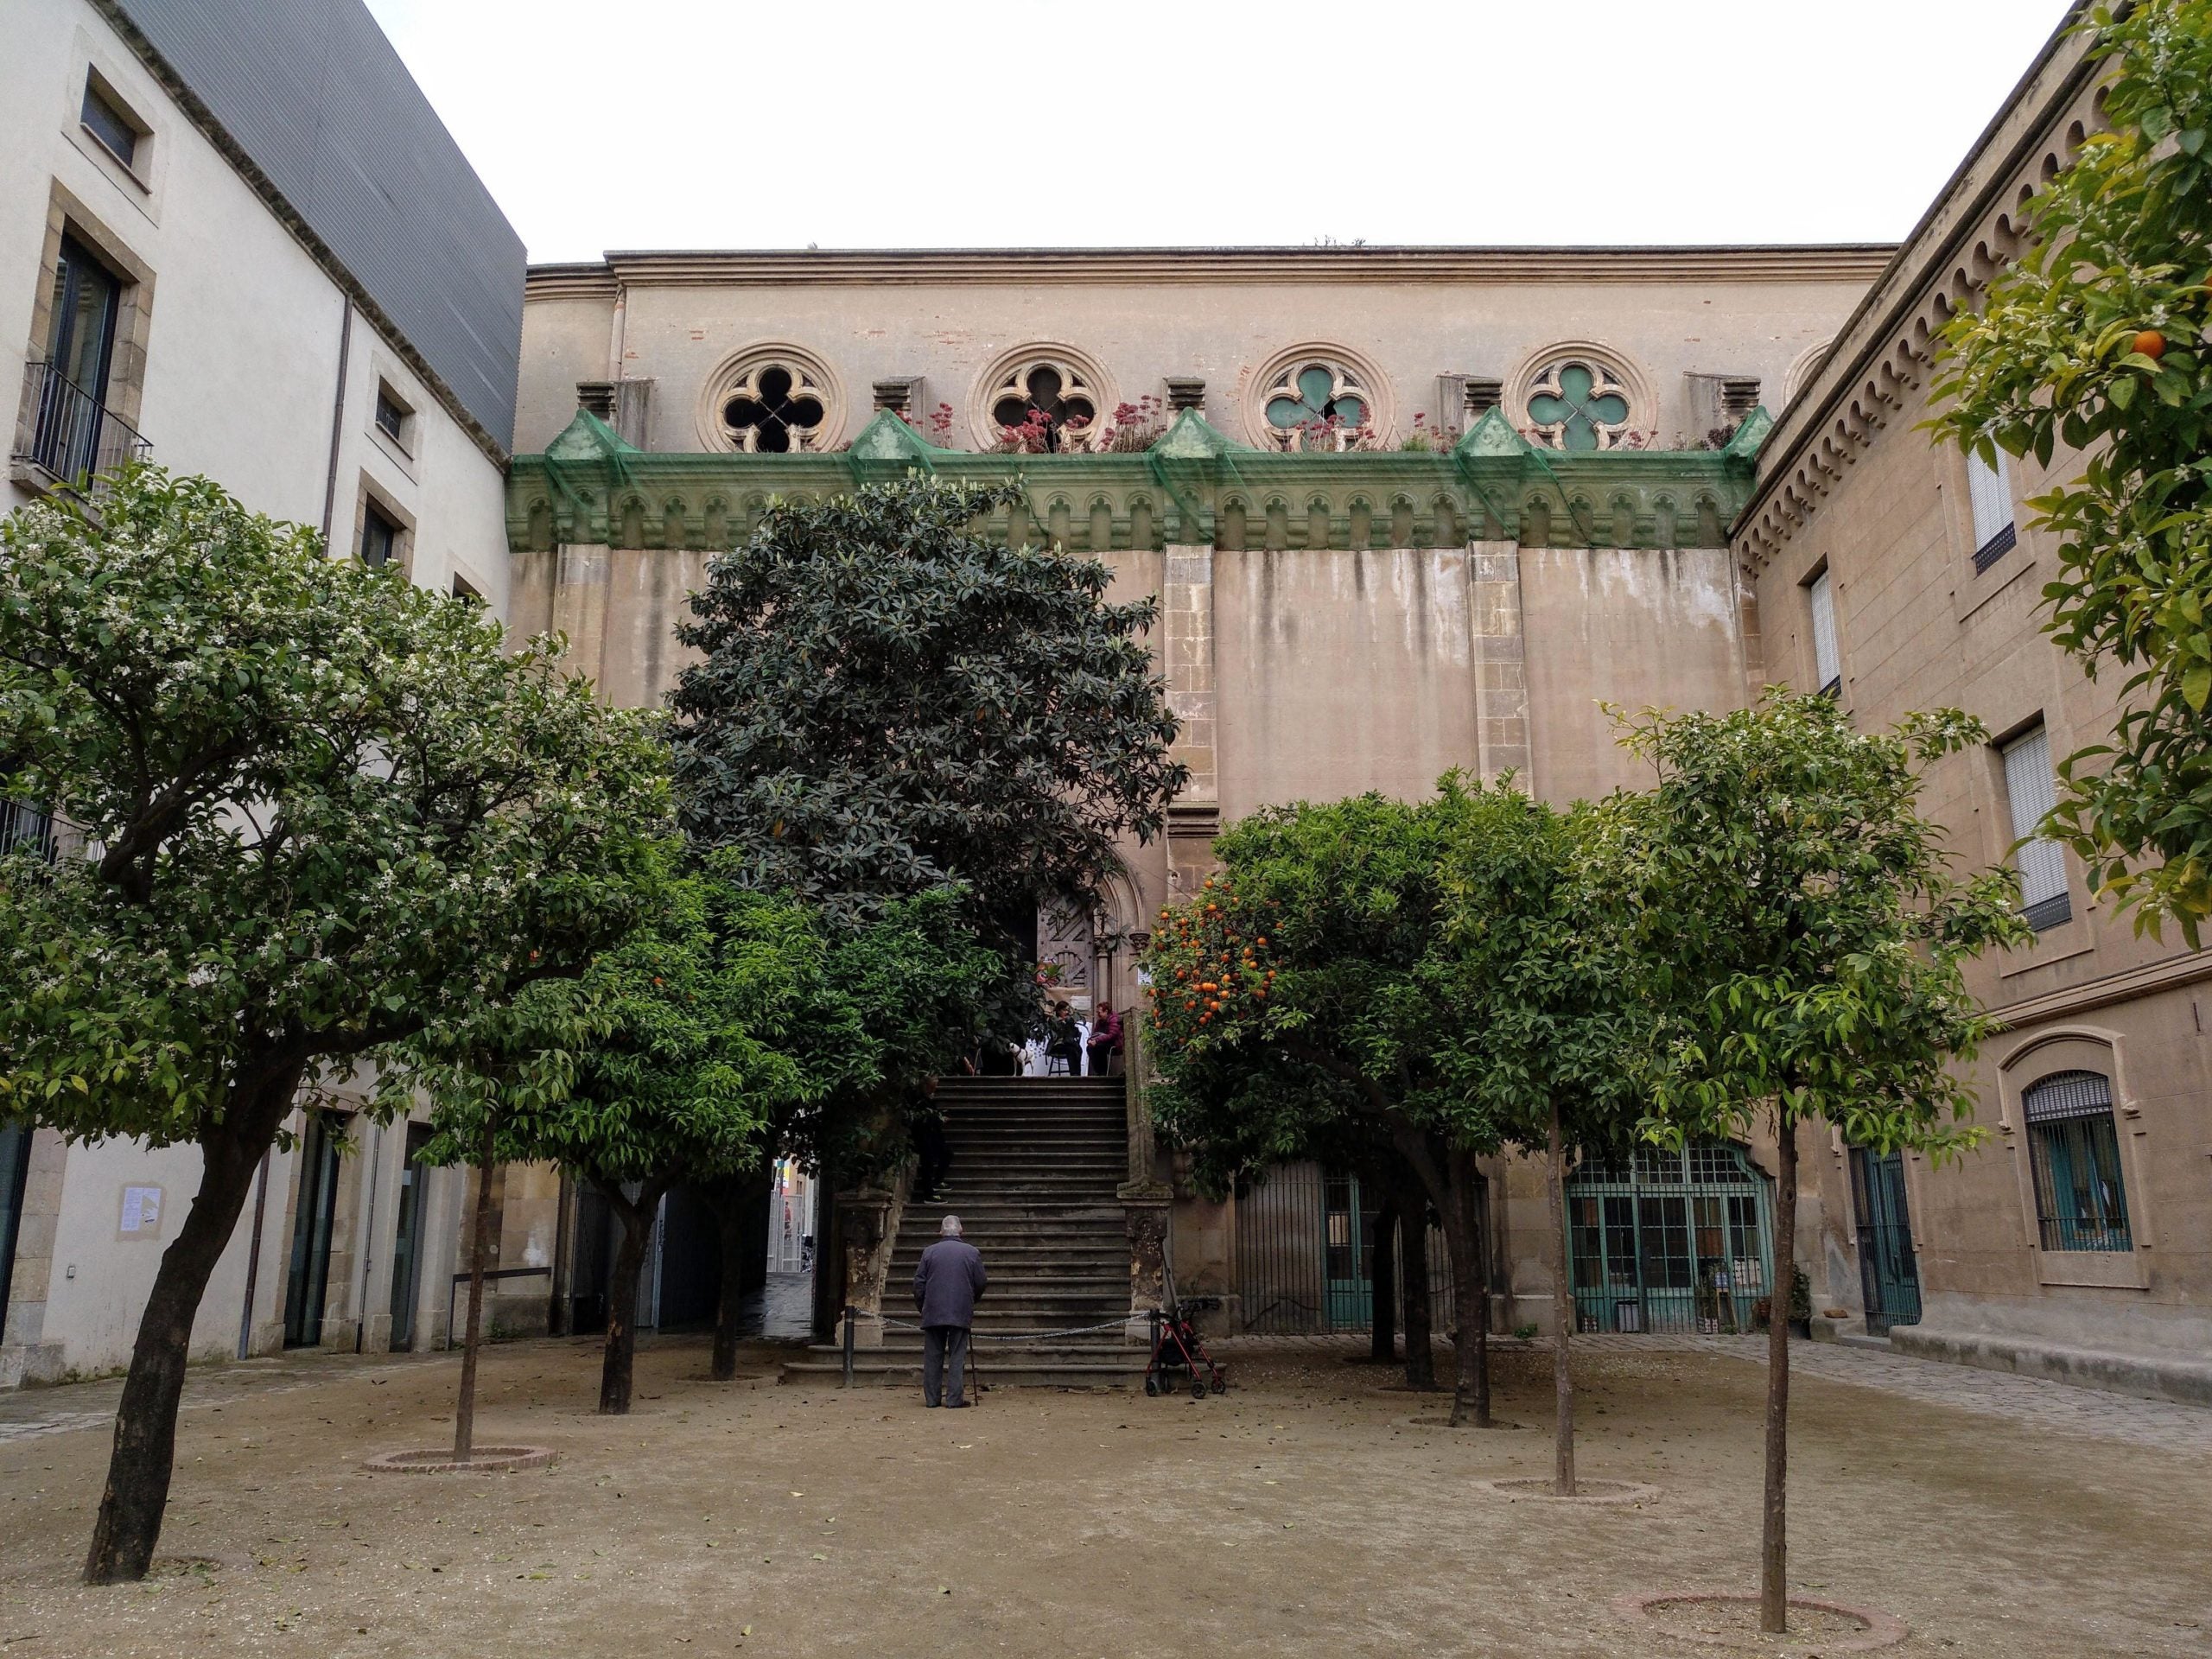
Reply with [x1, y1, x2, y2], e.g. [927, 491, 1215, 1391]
[2133, 328, 2167, 359]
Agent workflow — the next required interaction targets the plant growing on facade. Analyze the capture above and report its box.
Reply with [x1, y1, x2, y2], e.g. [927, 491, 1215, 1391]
[0, 467, 669, 1582]
[1434, 790, 1649, 1496]
[1605, 688, 2027, 1633]
[670, 476, 1186, 948]
[1931, 0, 2212, 940]
[1141, 783, 1531, 1427]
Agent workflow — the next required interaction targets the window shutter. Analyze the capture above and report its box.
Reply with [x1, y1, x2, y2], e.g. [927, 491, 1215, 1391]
[1808, 570, 1840, 691]
[2002, 724, 2067, 909]
[1967, 451, 2016, 565]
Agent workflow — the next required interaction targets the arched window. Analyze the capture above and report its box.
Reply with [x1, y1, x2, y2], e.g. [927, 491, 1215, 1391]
[1244, 345, 1391, 452]
[1566, 1141, 1772, 1332]
[707, 349, 837, 454]
[978, 349, 1108, 453]
[2022, 1071, 2132, 1251]
[1525, 358, 1632, 450]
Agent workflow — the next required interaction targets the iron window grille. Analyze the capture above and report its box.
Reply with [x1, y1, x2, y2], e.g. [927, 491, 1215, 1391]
[2023, 1071, 2132, 1252]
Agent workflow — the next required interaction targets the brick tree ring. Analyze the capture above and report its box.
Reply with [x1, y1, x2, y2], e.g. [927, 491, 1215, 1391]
[359, 1446, 557, 1474]
[1614, 1591, 1909, 1652]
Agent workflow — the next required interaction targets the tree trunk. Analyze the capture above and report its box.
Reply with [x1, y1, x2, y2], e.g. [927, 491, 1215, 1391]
[451, 1121, 499, 1463]
[704, 1179, 751, 1382]
[1445, 1148, 1491, 1428]
[1398, 1200, 1435, 1390]
[1761, 1121, 1800, 1634]
[1368, 1196, 1397, 1363]
[1545, 1103, 1577, 1497]
[84, 1069, 299, 1585]
[598, 1178, 668, 1415]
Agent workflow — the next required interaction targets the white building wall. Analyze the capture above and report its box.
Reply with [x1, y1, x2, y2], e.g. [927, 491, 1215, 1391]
[0, 0, 512, 1385]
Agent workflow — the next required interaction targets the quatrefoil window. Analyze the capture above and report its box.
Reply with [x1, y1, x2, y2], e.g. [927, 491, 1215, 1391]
[719, 360, 829, 453]
[1262, 361, 1370, 450]
[1526, 359, 1632, 451]
[990, 361, 1097, 451]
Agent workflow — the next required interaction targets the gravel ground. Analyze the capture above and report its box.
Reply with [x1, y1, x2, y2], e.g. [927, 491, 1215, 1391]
[0, 1332, 2205, 1656]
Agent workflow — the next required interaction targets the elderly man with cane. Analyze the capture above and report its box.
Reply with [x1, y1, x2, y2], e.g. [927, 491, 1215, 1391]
[913, 1214, 988, 1408]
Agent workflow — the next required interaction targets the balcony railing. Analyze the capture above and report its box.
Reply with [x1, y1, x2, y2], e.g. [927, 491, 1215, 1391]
[0, 798, 57, 862]
[13, 359, 149, 486]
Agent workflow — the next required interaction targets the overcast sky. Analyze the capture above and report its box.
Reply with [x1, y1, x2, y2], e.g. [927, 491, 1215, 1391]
[364, 0, 2075, 264]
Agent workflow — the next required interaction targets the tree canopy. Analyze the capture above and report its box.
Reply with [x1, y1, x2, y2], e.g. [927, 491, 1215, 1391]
[1931, 0, 2212, 938]
[668, 476, 1186, 931]
[0, 467, 671, 1152]
[1605, 687, 2026, 1633]
[0, 465, 669, 1581]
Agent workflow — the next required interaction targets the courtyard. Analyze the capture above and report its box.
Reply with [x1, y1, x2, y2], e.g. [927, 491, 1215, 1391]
[1, 1336, 2203, 1656]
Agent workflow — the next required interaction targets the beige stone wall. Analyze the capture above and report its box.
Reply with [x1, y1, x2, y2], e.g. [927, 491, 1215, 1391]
[516, 250, 1882, 461]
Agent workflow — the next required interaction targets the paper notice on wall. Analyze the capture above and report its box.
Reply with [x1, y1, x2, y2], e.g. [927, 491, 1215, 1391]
[119, 1185, 163, 1236]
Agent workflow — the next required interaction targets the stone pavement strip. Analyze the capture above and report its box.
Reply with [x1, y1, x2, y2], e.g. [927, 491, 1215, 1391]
[0, 1350, 443, 1446]
[1216, 1331, 2212, 1457]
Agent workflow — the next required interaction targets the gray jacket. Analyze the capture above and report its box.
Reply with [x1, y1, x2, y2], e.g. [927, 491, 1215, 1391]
[912, 1237, 988, 1329]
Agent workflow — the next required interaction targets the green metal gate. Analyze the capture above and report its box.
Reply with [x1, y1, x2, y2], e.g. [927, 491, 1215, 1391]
[1567, 1141, 1772, 1334]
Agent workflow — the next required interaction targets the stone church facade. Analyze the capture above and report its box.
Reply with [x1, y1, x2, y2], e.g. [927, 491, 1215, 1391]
[502, 10, 2210, 1404]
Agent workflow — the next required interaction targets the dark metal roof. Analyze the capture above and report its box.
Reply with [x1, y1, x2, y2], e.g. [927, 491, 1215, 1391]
[112, 0, 524, 449]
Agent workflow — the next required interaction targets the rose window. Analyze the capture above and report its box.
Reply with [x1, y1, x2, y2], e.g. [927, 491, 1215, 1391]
[1525, 359, 1632, 451]
[1263, 361, 1370, 450]
[990, 361, 1098, 452]
[718, 360, 830, 453]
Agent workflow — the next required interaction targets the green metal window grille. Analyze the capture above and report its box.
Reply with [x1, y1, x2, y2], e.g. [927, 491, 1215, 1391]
[1567, 1140, 1772, 1332]
[2023, 1071, 2132, 1252]
[1527, 360, 1630, 452]
[1267, 365, 1368, 435]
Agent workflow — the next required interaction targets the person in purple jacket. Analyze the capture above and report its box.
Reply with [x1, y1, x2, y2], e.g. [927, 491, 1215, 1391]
[912, 1214, 988, 1408]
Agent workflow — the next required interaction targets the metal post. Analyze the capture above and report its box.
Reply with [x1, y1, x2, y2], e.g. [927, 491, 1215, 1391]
[842, 1306, 856, 1387]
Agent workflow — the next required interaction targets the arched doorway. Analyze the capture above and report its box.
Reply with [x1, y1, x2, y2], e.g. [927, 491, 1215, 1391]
[1566, 1141, 1773, 1333]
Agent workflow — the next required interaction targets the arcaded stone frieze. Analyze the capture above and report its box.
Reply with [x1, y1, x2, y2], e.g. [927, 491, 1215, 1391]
[1735, 11, 2106, 577]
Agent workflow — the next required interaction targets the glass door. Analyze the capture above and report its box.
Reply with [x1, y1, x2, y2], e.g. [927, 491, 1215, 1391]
[35, 236, 122, 480]
[283, 1113, 344, 1348]
[386, 1123, 433, 1350]
[0, 1120, 32, 1342]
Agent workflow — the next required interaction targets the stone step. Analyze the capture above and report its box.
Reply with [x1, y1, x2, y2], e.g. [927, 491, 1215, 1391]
[780, 1358, 1146, 1389]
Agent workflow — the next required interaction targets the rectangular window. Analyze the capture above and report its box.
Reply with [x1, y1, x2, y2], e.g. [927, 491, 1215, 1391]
[1967, 450, 2017, 571]
[2001, 722, 2069, 929]
[80, 77, 141, 170]
[1807, 569, 1840, 695]
[2023, 1071, 2131, 1252]
[373, 384, 410, 449]
[359, 502, 402, 571]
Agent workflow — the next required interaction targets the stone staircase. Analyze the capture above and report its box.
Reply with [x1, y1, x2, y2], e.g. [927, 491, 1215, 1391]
[781, 1076, 1149, 1389]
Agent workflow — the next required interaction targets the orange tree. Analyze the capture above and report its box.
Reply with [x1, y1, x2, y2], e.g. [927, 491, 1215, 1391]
[1141, 783, 1515, 1426]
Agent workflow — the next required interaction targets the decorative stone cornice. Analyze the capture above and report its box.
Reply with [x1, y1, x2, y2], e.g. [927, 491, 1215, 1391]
[509, 405, 1764, 556]
[524, 245, 1897, 299]
[1734, 3, 2104, 576]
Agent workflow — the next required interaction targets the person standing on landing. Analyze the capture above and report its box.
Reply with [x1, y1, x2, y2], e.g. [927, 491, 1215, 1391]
[913, 1214, 988, 1408]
